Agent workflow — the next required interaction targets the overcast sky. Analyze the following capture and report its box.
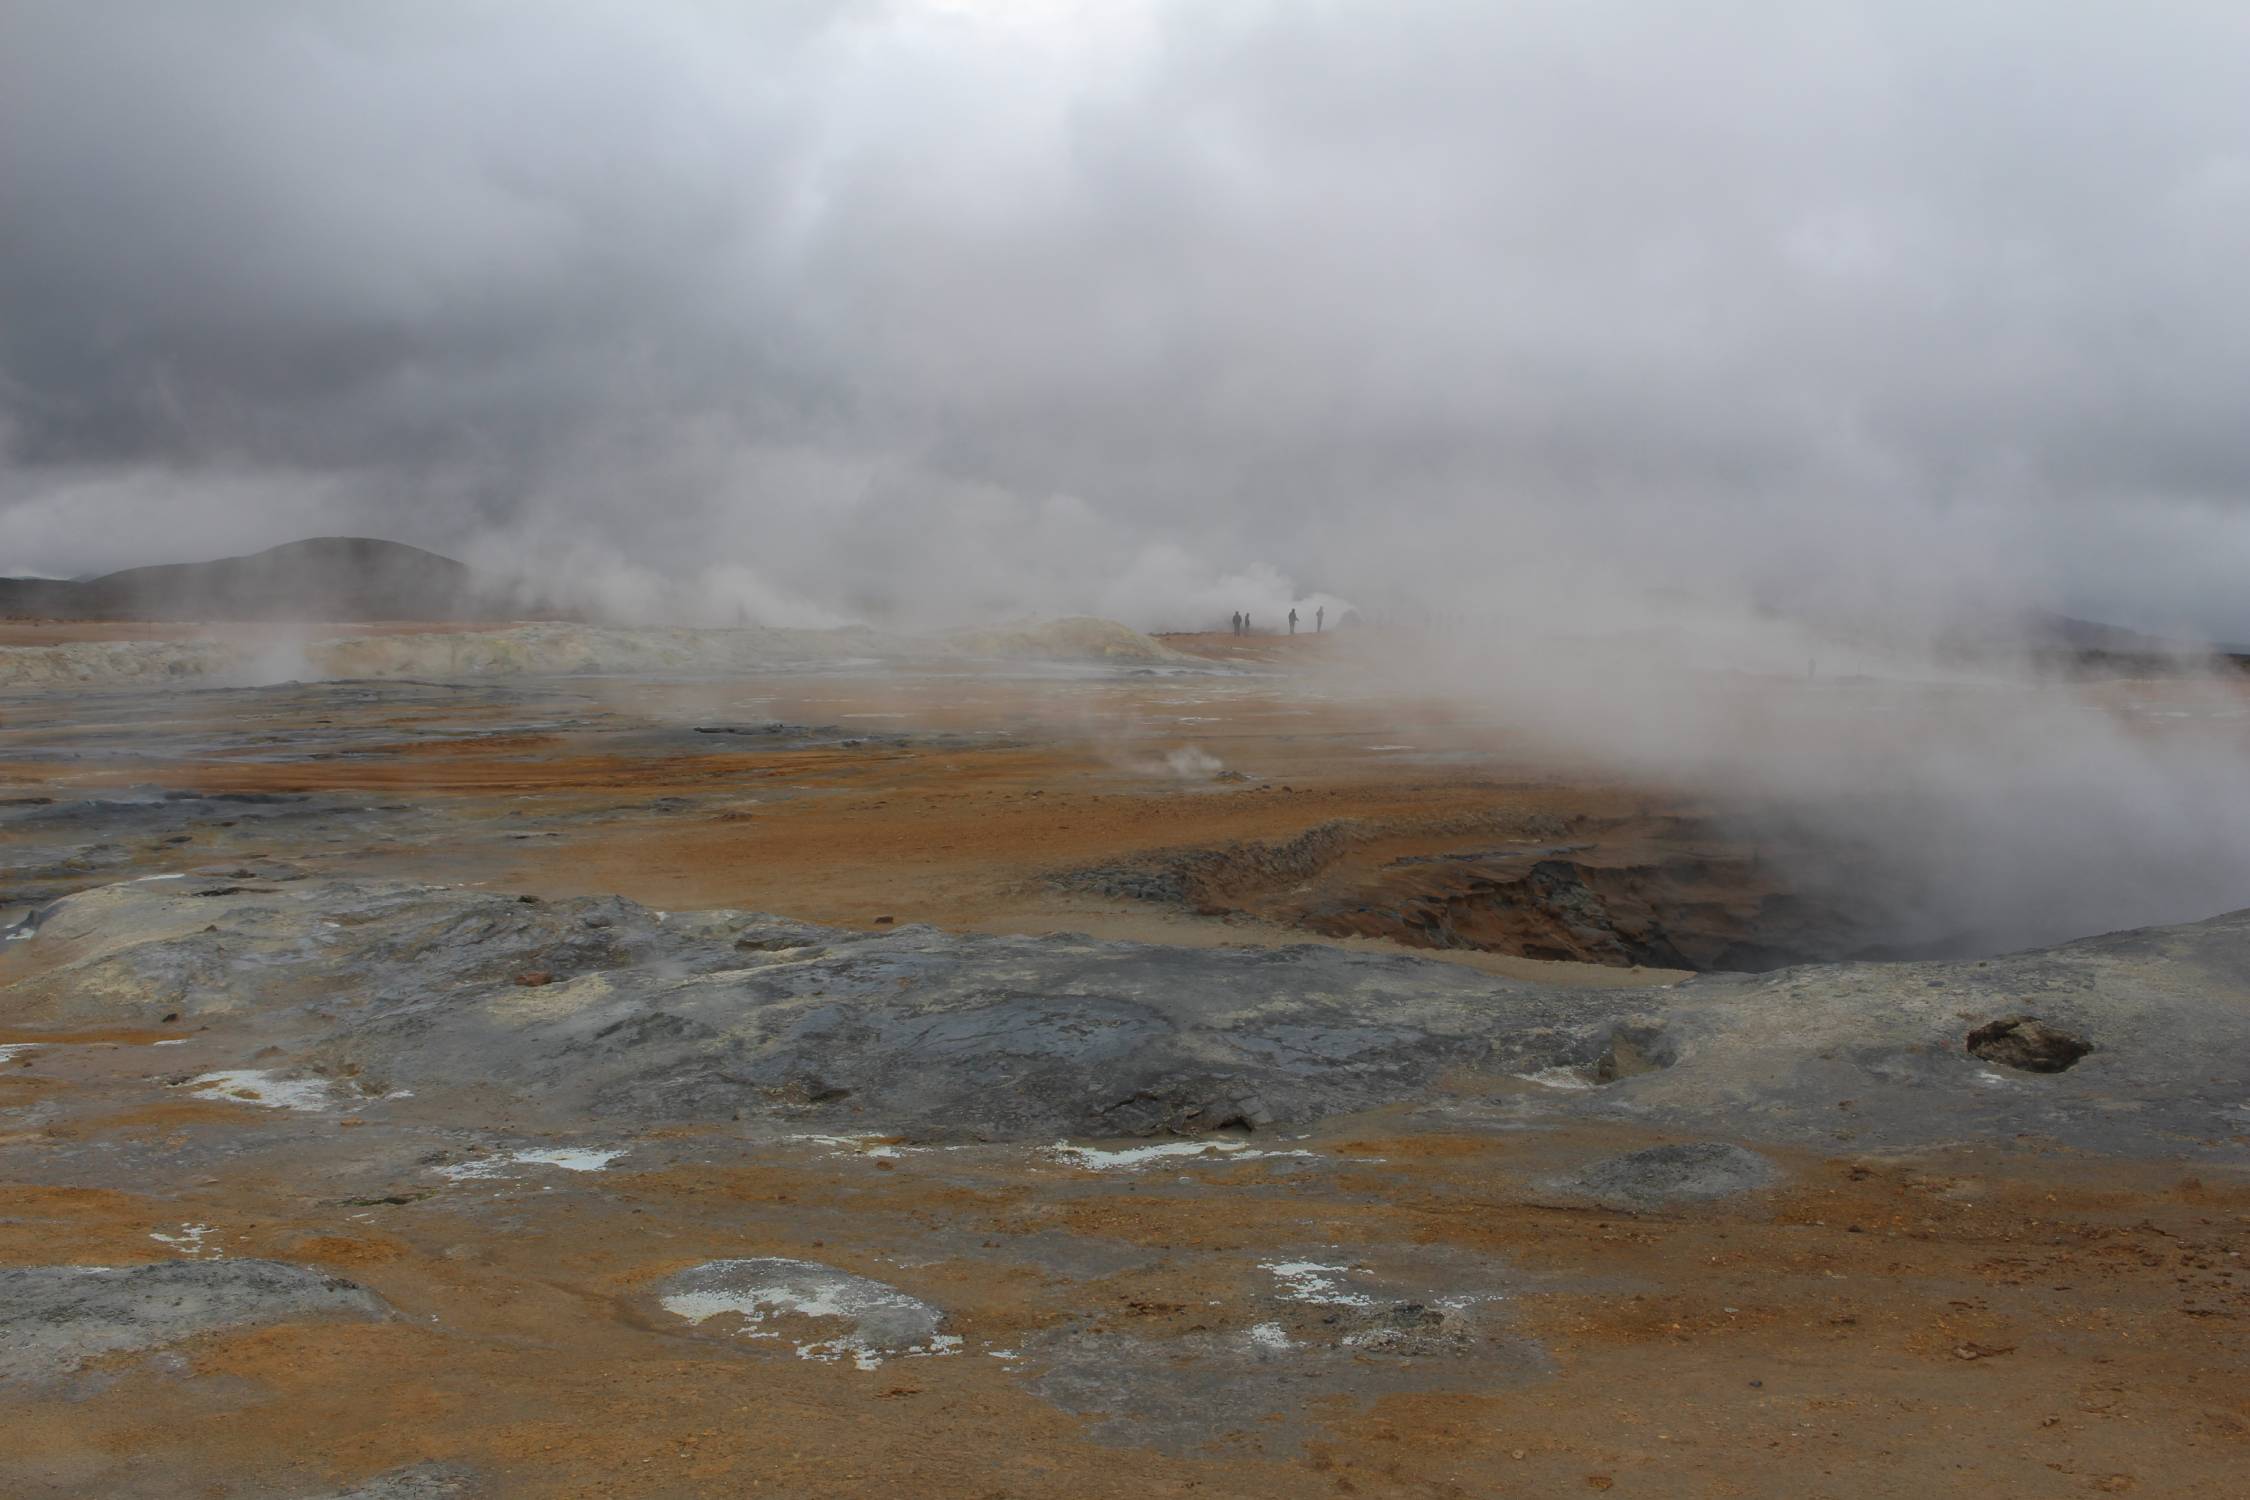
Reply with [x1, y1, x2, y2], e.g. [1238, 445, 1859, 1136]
[4, 1, 2249, 633]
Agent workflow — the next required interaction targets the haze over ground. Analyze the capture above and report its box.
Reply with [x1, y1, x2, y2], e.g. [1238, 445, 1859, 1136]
[6, 12, 2250, 1492]
[4, 2, 2250, 638]
[5, 1, 2250, 957]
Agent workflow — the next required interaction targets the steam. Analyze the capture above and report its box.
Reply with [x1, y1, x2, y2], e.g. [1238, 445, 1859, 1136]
[1336, 615, 2250, 959]
[1162, 746, 1224, 780]
[5, 3, 2250, 639]
[230, 628, 317, 688]
[4, 2, 2250, 948]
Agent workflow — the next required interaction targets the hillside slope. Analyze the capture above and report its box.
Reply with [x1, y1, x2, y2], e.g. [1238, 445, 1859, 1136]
[0, 537, 535, 621]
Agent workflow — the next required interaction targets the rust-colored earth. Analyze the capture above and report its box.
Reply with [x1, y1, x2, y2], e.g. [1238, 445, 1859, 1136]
[0, 626, 2244, 1497]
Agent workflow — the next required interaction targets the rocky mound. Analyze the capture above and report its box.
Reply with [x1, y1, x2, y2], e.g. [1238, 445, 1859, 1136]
[7, 877, 2248, 1155]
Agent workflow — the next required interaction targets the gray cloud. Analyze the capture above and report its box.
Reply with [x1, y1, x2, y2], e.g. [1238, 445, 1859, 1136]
[4, 1, 2249, 631]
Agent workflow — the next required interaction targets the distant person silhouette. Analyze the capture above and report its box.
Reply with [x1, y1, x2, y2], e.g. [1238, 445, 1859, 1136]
[1288, 607, 1298, 635]
[1315, 605, 1324, 632]
[1231, 611, 1242, 636]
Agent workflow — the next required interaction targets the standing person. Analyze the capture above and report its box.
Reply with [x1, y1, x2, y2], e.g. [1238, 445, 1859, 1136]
[1231, 611, 1241, 636]
[1288, 607, 1298, 635]
[1315, 605, 1324, 632]
[1244, 613, 1251, 634]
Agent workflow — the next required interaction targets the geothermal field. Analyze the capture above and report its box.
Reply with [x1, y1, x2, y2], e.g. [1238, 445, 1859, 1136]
[1, 604, 2246, 1498]
[10, 6, 2250, 1493]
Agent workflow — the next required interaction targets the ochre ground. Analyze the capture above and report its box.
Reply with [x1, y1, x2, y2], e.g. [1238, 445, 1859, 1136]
[2, 1044, 2242, 1498]
[0, 650, 1719, 979]
[0, 631, 2245, 1496]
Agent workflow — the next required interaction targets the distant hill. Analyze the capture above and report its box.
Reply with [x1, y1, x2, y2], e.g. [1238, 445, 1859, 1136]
[1939, 609, 2248, 665]
[2029, 611, 2244, 658]
[0, 538, 553, 622]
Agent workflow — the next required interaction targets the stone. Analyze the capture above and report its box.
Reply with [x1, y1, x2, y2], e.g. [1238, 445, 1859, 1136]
[1965, 1015, 2092, 1073]
[0, 1260, 387, 1384]
[1550, 1142, 1780, 1208]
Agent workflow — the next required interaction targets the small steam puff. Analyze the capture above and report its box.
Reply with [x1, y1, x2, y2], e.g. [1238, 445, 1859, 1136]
[228, 631, 317, 687]
[1163, 746, 1223, 779]
[1096, 742, 1229, 783]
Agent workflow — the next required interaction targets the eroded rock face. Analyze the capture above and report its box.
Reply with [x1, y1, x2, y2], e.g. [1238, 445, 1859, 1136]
[1060, 822, 1933, 973]
[0, 1260, 387, 1384]
[1090, 1074, 1277, 1135]
[1966, 1015, 2093, 1073]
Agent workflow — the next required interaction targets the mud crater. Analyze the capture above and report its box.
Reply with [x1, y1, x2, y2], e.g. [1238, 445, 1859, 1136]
[1059, 814, 1996, 973]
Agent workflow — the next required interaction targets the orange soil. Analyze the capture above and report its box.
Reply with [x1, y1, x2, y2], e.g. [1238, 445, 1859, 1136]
[1, 1044, 2241, 1497]
[2, 649, 2245, 1496]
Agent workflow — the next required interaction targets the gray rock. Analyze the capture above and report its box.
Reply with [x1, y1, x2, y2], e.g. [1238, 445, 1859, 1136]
[9, 876, 2250, 1154]
[1549, 1142, 1780, 1208]
[0, 1260, 388, 1384]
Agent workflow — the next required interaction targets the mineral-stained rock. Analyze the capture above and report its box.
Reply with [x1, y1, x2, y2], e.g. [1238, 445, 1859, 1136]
[4, 877, 2247, 1154]
[1090, 1074, 1276, 1135]
[657, 1258, 954, 1367]
[1591, 1020, 1678, 1082]
[1965, 1015, 2093, 1073]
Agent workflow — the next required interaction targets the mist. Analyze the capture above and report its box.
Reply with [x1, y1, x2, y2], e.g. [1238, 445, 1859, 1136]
[4, 1, 2250, 639]
[1320, 615, 2250, 962]
[6, 2, 2250, 951]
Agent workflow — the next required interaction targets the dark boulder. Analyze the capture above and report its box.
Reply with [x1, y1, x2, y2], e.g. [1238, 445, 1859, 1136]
[1965, 1015, 2092, 1073]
